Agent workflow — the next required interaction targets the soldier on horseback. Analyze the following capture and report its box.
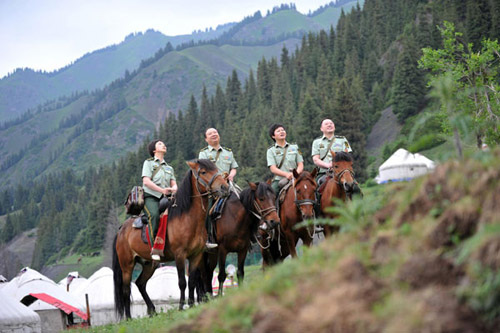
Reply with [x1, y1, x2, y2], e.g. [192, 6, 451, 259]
[266, 123, 304, 195]
[142, 140, 177, 260]
[311, 118, 352, 186]
[199, 128, 239, 248]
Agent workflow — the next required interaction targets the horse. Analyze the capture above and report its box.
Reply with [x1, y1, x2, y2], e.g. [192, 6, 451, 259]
[113, 159, 229, 319]
[319, 151, 356, 236]
[202, 181, 280, 297]
[261, 169, 318, 266]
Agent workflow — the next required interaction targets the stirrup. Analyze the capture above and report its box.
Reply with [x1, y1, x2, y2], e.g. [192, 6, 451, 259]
[151, 248, 162, 261]
[314, 226, 324, 233]
[205, 242, 218, 249]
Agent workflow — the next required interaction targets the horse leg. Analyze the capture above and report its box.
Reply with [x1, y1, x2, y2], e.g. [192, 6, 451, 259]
[113, 235, 134, 320]
[188, 254, 203, 307]
[237, 250, 247, 285]
[205, 251, 218, 298]
[175, 256, 187, 310]
[284, 229, 298, 258]
[135, 260, 157, 316]
[217, 247, 228, 297]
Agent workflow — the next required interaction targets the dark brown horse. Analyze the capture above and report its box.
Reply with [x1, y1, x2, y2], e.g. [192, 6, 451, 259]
[319, 151, 355, 236]
[261, 169, 318, 265]
[113, 159, 229, 319]
[203, 181, 279, 296]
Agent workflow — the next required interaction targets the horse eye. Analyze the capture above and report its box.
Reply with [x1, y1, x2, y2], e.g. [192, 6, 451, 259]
[334, 165, 339, 168]
[200, 170, 207, 175]
[258, 197, 264, 201]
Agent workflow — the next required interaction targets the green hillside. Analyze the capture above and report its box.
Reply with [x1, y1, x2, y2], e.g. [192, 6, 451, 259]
[0, 39, 301, 187]
[0, 26, 235, 123]
[0, 1, 360, 123]
[83, 150, 500, 332]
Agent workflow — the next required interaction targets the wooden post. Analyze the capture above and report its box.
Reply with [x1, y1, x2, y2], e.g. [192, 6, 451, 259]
[85, 293, 91, 326]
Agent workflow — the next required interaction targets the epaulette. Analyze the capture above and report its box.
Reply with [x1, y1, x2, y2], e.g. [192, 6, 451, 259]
[335, 135, 346, 139]
[200, 147, 209, 152]
[223, 147, 232, 151]
[268, 144, 275, 149]
[147, 157, 154, 161]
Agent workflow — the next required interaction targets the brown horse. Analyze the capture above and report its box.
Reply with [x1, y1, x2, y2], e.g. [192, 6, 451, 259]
[319, 151, 355, 236]
[113, 159, 229, 319]
[203, 181, 279, 296]
[261, 169, 318, 265]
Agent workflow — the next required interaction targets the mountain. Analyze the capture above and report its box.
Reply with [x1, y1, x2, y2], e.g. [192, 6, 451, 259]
[0, 1, 362, 124]
[0, 25, 235, 123]
[0, 1, 363, 187]
[0, 39, 301, 187]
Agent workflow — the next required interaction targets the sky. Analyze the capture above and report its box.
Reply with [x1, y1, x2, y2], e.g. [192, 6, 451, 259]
[0, 0, 333, 79]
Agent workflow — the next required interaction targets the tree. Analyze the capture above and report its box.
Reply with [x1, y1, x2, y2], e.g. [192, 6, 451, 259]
[392, 33, 426, 122]
[419, 21, 500, 146]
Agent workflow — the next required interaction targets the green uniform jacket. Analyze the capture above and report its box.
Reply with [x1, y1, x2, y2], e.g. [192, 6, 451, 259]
[198, 145, 238, 174]
[311, 135, 352, 174]
[141, 157, 176, 198]
[266, 142, 303, 181]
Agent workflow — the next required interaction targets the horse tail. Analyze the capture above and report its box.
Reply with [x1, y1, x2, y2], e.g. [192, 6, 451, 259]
[112, 234, 126, 319]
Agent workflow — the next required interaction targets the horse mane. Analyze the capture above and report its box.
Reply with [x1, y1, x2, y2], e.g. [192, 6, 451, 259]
[240, 182, 274, 212]
[167, 159, 218, 219]
[334, 151, 353, 163]
[168, 169, 194, 219]
[240, 181, 274, 235]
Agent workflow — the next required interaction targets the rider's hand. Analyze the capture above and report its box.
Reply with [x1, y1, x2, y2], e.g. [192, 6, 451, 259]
[286, 172, 293, 180]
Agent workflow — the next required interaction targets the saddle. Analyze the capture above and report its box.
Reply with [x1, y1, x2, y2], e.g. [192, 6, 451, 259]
[132, 215, 152, 246]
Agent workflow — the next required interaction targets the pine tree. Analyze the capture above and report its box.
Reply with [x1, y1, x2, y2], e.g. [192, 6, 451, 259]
[392, 34, 426, 122]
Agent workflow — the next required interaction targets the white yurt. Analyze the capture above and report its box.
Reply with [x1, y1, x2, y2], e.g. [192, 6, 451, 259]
[376, 148, 436, 184]
[2, 267, 87, 333]
[70, 267, 145, 326]
[0, 288, 41, 333]
[140, 265, 184, 312]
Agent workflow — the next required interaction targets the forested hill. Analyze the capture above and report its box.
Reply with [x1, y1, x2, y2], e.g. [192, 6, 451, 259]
[1, 0, 499, 275]
[0, 1, 360, 124]
[0, 1, 362, 189]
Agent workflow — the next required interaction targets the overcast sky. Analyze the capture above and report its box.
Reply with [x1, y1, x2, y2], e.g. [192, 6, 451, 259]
[0, 0, 333, 79]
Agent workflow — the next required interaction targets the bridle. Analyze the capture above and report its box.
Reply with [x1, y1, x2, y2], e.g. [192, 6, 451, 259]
[292, 175, 317, 239]
[250, 192, 280, 251]
[191, 167, 226, 211]
[327, 165, 356, 199]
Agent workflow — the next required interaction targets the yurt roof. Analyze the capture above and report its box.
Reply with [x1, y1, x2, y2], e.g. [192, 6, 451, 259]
[0, 289, 41, 330]
[379, 148, 435, 170]
[71, 267, 143, 309]
[2, 267, 86, 313]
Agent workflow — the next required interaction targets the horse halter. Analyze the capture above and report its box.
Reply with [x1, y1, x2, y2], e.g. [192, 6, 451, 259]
[330, 167, 355, 187]
[192, 167, 224, 197]
[292, 176, 316, 213]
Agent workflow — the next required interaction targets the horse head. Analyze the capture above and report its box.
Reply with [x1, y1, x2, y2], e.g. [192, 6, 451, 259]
[292, 168, 318, 220]
[248, 181, 280, 231]
[330, 151, 355, 199]
[187, 159, 229, 197]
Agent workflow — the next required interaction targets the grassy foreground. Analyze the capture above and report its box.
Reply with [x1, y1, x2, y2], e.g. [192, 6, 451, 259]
[82, 149, 500, 332]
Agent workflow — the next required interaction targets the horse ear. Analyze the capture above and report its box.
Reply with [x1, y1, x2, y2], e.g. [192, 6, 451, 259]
[330, 150, 336, 162]
[186, 160, 198, 169]
[247, 181, 257, 191]
[311, 167, 318, 178]
[292, 169, 299, 178]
